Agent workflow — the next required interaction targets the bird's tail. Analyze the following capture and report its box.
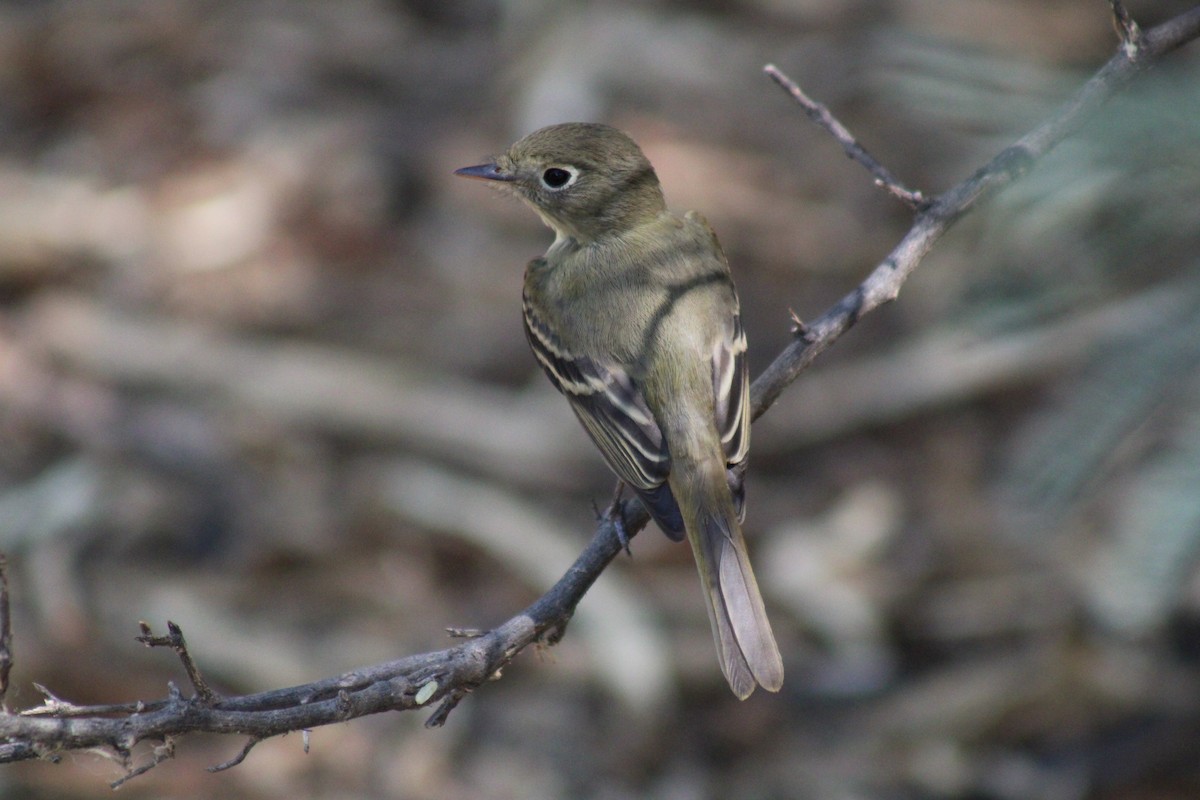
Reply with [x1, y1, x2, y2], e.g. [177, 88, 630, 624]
[673, 461, 784, 699]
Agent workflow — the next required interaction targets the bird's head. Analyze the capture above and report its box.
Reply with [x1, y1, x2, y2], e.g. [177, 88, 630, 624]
[455, 123, 666, 244]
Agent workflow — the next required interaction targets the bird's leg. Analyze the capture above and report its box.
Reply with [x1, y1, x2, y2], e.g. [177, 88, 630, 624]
[593, 480, 631, 556]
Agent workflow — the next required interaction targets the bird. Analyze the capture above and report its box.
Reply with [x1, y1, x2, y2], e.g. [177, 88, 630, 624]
[455, 122, 783, 699]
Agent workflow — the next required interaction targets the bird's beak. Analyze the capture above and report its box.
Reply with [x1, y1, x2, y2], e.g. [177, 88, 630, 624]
[453, 162, 516, 182]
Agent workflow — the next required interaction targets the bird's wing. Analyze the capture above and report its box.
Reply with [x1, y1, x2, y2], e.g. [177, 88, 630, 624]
[681, 211, 750, 480]
[713, 312, 750, 467]
[523, 303, 669, 492]
[712, 310, 750, 518]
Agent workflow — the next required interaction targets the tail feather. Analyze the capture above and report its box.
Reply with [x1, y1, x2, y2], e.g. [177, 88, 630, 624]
[674, 464, 784, 699]
[703, 557, 757, 699]
[713, 517, 784, 692]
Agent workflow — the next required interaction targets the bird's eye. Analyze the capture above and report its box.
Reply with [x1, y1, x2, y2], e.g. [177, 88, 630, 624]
[541, 167, 574, 189]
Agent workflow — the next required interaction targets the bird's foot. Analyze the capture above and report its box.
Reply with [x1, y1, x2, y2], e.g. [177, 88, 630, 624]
[593, 481, 631, 556]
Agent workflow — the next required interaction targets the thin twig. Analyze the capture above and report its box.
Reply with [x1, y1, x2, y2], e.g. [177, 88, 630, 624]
[763, 63, 926, 209]
[424, 689, 467, 729]
[750, 6, 1200, 418]
[110, 737, 175, 789]
[24, 682, 86, 716]
[208, 736, 263, 773]
[136, 621, 220, 705]
[0, 555, 11, 708]
[19, 699, 160, 718]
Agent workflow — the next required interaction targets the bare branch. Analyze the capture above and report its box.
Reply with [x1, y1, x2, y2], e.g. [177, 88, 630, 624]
[2, 3, 1199, 781]
[763, 64, 926, 209]
[750, 6, 1200, 418]
[0, 499, 642, 770]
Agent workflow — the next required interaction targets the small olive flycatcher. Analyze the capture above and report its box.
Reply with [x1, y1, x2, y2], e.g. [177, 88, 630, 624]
[456, 122, 783, 699]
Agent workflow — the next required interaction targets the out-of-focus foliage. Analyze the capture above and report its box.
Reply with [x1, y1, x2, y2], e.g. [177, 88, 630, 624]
[1, 1, 1199, 798]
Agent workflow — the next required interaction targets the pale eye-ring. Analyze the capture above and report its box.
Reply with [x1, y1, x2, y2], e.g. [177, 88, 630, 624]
[540, 167, 575, 190]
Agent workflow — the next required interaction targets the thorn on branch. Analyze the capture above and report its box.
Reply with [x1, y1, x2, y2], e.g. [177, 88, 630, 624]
[446, 627, 486, 639]
[763, 64, 926, 210]
[1109, 0, 1143, 54]
[788, 308, 809, 336]
[208, 736, 263, 773]
[424, 689, 466, 728]
[137, 621, 220, 705]
[110, 737, 175, 789]
[25, 683, 86, 716]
